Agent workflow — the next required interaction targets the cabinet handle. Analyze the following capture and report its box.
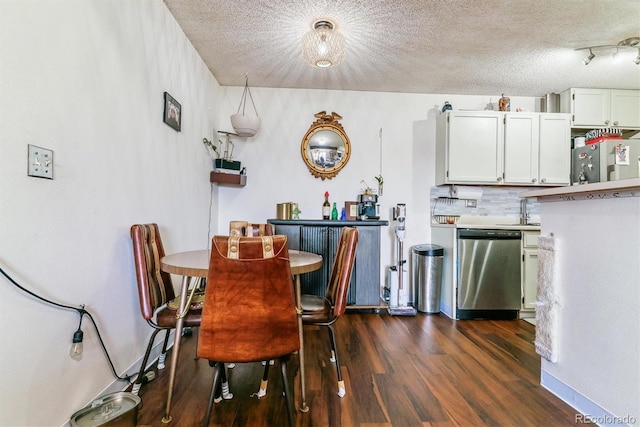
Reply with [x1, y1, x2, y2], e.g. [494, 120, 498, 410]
[541, 178, 547, 183]
[613, 121, 619, 126]
[496, 176, 502, 182]
[531, 178, 537, 183]
[605, 120, 610, 125]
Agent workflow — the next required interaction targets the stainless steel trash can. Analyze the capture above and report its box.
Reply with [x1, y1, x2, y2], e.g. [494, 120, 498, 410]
[411, 244, 444, 313]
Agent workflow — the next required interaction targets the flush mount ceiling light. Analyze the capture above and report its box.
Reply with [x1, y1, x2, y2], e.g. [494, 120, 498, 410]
[302, 20, 345, 68]
[577, 36, 640, 65]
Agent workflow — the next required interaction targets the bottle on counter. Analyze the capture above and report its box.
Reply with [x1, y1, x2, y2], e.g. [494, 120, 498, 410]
[331, 202, 338, 220]
[322, 191, 331, 220]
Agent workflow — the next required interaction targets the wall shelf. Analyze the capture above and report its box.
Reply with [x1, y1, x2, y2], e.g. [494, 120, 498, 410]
[210, 171, 246, 186]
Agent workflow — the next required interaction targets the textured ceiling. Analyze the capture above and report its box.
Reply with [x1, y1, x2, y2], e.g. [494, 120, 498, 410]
[163, 0, 640, 96]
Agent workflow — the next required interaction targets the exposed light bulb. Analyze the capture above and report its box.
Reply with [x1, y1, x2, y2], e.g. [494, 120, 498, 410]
[70, 329, 83, 361]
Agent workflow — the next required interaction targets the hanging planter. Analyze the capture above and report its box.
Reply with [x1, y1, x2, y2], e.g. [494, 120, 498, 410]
[230, 74, 261, 137]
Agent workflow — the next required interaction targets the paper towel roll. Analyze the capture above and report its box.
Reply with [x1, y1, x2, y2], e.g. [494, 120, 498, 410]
[450, 185, 483, 199]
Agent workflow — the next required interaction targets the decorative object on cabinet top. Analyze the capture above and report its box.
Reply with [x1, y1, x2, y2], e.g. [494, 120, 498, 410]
[301, 111, 351, 180]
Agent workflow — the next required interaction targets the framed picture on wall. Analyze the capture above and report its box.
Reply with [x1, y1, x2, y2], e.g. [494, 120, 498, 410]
[163, 92, 181, 131]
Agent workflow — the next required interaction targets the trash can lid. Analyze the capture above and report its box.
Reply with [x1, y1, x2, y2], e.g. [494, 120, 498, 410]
[412, 244, 444, 256]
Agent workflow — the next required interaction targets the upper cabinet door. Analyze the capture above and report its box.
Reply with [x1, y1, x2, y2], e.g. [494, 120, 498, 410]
[562, 88, 640, 130]
[504, 113, 539, 185]
[572, 88, 610, 127]
[610, 90, 640, 128]
[441, 111, 504, 184]
[538, 113, 571, 185]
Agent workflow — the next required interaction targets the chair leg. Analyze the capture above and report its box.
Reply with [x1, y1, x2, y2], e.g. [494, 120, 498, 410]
[279, 357, 295, 427]
[256, 361, 270, 398]
[158, 328, 171, 369]
[203, 362, 222, 427]
[327, 324, 345, 397]
[132, 328, 161, 396]
[213, 364, 234, 403]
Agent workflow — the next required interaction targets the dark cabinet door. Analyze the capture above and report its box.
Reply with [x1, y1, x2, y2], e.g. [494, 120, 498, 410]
[270, 221, 384, 307]
[299, 225, 329, 298]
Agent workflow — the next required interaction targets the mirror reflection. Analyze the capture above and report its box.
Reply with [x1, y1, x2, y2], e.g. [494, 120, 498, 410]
[308, 130, 345, 168]
[301, 111, 351, 180]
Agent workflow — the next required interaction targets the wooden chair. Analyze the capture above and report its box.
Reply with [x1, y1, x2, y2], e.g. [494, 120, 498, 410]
[301, 226, 358, 397]
[197, 235, 299, 427]
[129, 223, 202, 395]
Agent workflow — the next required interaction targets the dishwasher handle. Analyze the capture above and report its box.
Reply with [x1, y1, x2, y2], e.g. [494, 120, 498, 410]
[457, 229, 522, 239]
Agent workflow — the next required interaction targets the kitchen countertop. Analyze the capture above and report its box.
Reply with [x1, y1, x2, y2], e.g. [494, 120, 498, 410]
[521, 178, 640, 199]
[431, 215, 541, 231]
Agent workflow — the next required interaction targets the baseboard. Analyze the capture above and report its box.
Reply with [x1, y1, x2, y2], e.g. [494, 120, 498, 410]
[541, 371, 631, 426]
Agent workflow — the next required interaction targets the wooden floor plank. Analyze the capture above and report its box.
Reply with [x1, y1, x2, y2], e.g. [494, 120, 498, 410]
[133, 313, 586, 426]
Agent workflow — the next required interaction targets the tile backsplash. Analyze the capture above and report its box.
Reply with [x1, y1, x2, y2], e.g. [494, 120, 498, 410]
[430, 186, 540, 217]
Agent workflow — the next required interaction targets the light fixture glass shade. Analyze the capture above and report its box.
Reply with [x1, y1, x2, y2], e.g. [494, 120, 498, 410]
[302, 21, 345, 68]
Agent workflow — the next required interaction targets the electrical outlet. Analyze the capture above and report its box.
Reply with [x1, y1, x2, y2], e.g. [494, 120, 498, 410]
[27, 144, 53, 179]
[465, 199, 477, 208]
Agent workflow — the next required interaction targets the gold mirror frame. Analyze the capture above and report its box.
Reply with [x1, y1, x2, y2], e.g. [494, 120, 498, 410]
[300, 111, 351, 180]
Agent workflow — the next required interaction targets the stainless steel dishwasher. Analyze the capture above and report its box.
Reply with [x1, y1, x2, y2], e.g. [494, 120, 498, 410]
[456, 228, 522, 319]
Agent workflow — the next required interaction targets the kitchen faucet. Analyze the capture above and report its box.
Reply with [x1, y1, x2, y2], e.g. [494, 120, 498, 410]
[520, 199, 530, 225]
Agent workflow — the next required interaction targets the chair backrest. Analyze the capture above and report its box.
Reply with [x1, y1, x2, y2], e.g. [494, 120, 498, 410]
[246, 223, 274, 237]
[130, 224, 176, 320]
[197, 235, 299, 363]
[326, 227, 359, 317]
[228, 221, 274, 237]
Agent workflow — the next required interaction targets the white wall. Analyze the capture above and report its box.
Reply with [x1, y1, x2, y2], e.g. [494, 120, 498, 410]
[538, 195, 640, 424]
[215, 88, 538, 287]
[0, 1, 544, 425]
[0, 1, 220, 425]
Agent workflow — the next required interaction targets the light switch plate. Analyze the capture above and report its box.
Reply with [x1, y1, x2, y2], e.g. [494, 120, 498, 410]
[27, 144, 54, 179]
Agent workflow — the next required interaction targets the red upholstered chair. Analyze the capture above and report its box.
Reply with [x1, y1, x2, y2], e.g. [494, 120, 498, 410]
[301, 226, 358, 397]
[197, 235, 299, 427]
[129, 223, 202, 395]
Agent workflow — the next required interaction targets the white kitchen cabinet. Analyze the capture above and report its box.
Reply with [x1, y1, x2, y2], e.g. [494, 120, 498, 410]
[436, 111, 570, 186]
[436, 111, 504, 185]
[504, 113, 539, 185]
[521, 231, 540, 313]
[537, 114, 572, 185]
[560, 88, 640, 129]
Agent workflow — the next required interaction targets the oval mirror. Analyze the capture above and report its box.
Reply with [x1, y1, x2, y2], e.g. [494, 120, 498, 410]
[300, 111, 351, 180]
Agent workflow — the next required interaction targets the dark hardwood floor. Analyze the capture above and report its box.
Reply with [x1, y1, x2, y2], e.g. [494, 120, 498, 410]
[133, 312, 586, 427]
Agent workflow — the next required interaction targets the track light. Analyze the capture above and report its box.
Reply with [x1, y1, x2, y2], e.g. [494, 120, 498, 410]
[583, 49, 595, 65]
[576, 36, 640, 66]
[612, 48, 621, 62]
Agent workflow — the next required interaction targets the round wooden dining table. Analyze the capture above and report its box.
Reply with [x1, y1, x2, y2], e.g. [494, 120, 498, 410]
[159, 248, 322, 422]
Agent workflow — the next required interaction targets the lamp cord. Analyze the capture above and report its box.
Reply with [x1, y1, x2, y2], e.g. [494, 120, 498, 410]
[0, 265, 133, 383]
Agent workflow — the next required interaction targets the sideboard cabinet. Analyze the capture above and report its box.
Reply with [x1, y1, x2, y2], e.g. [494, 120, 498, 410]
[268, 219, 388, 308]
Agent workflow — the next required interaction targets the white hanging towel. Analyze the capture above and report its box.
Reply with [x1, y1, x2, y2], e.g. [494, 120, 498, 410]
[535, 235, 561, 363]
